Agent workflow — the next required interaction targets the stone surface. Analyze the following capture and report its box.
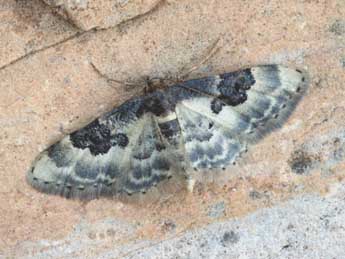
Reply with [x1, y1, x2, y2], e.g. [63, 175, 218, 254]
[41, 0, 163, 30]
[117, 186, 345, 259]
[1, 0, 345, 258]
[0, 0, 78, 69]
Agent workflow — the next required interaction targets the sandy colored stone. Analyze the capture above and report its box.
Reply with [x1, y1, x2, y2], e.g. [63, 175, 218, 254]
[41, 0, 164, 30]
[0, 0, 78, 69]
[0, 0, 345, 257]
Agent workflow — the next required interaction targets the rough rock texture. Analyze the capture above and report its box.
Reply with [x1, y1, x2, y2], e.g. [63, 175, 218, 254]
[0, 0, 78, 69]
[41, 0, 164, 30]
[0, 0, 345, 258]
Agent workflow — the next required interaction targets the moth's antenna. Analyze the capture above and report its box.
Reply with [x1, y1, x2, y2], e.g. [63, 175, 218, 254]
[153, 37, 223, 88]
[90, 61, 148, 98]
[90, 61, 139, 87]
[179, 37, 222, 80]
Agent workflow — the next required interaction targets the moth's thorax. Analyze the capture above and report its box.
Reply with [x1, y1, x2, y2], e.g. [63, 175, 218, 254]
[144, 77, 171, 93]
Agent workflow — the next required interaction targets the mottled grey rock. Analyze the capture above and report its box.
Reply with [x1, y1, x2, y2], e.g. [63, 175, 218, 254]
[288, 129, 345, 175]
[329, 19, 345, 36]
[208, 201, 226, 218]
[118, 184, 345, 259]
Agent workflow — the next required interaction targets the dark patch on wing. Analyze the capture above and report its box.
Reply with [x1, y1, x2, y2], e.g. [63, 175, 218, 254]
[158, 119, 181, 139]
[188, 138, 241, 169]
[155, 142, 166, 151]
[255, 65, 281, 89]
[206, 141, 224, 159]
[219, 90, 247, 106]
[69, 119, 128, 156]
[132, 133, 158, 161]
[113, 133, 129, 148]
[102, 162, 120, 179]
[133, 146, 155, 160]
[74, 160, 120, 188]
[211, 98, 225, 114]
[136, 91, 171, 117]
[104, 97, 143, 126]
[75, 160, 99, 180]
[152, 157, 170, 171]
[165, 85, 199, 107]
[216, 69, 255, 106]
[185, 129, 213, 142]
[177, 76, 219, 95]
[47, 143, 73, 168]
[219, 68, 255, 91]
[172, 68, 255, 108]
[189, 145, 205, 163]
[132, 166, 151, 179]
[125, 174, 167, 194]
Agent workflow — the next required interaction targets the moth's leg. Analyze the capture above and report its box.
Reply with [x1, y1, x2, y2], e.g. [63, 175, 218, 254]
[90, 62, 149, 96]
[90, 37, 221, 94]
[158, 37, 222, 88]
[177, 37, 222, 82]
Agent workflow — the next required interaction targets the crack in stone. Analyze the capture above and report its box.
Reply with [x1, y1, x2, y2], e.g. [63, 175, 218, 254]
[0, 0, 167, 72]
[42, 0, 167, 32]
[0, 30, 93, 72]
[117, 0, 167, 32]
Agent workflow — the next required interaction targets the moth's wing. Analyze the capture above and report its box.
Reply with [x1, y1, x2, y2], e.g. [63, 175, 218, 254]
[27, 64, 308, 198]
[172, 65, 308, 170]
[27, 94, 180, 199]
[175, 105, 245, 169]
[122, 113, 184, 194]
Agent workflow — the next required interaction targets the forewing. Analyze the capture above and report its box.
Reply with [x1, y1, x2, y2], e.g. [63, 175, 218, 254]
[175, 104, 245, 169]
[173, 65, 308, 170]
[27, 93, 179, 198]
[121, 113, 182, 194]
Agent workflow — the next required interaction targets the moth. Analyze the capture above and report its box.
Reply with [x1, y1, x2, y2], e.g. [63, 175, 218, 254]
[27, 65, 308, 199]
